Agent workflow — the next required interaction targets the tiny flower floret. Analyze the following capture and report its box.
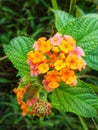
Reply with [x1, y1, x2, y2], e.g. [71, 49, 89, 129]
[27, 33, 86, 92]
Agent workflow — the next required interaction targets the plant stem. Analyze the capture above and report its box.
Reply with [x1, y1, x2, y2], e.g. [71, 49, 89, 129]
[92, 118, 98, 130]
[0, 56, 7, 61]
[69, 0, 76, 15]
[0, 72, 15, 76]
[78, 75, 98, 80]
[51, 0, 58, 10]
[79, 116, 88, 130]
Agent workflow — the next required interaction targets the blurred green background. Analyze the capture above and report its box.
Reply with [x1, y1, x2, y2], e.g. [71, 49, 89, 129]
[0, 0, 98, 129]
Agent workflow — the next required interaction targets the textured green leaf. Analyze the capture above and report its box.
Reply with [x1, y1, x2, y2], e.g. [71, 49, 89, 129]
[51, 80, 98, 117]
[75, 6, 85, 18]
[3, 36, 34, 76]
[55, 14, 98, 70]
[52, 9, 74, 32]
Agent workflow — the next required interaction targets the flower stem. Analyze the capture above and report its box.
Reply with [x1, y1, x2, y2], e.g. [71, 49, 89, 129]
[51, 0, 58, 10]
[69, 0, 76, 15]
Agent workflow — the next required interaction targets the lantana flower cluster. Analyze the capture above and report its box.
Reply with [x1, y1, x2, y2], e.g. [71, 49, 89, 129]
[13, 84, 51, 117]
[27, 33, 86, 92]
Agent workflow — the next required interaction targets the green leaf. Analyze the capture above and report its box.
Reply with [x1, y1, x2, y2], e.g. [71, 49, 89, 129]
[55, 14, 98, 70]
[3, 36, 34, 77]
[51, 80, 98, 117]
[75, 6, 85, 18]
[52, 9, 74, 32]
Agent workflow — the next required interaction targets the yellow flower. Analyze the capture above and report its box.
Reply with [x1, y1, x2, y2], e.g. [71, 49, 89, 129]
[54, 60, 66, 71]
[76, 58, 86, 71]
[59, 52, 66, 60]
[64, 35, 76, 46]
[38, 63, 49, 73]
[52, 46, 60, 52]
[59, 39, 75, 53]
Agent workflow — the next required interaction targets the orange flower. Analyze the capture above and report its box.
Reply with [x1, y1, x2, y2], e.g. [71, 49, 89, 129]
[43, 70, 60, 91]
[54, 60, 66, 71]
[38, 63, 49, 73]
[33, 37, 46, 50]
[45, 70, 60, 82]
[13, 85, 32, 116]
[38, 37, 46, 42]
[60, 67, 77, 85]
[27, 33, 86, 91]
[46, 52, 59, 67]
[66, 54, 86, 70]
[38, 40, 52, 53]
[27, 51, 46, 64]
[21, 103, 29, 116]
[66, 54, 78, 69]
[48, 81, 59, 89]
[13, 87, 26, 105]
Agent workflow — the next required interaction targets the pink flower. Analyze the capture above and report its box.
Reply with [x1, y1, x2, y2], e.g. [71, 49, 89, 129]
[42, 79, 54, 92]
[27, 97, 38, 106]
[30, 68, 40, 77]
[27, 60, 32, 65]
[70, 46, 85, 57]
[69, 80, 77, 87]
[27, 60, 40, 76]
[33, 41, 38, 50]
[30, 64, 40, 77]
[63, 35, 72, 40]
[49, 32, 63, 46]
